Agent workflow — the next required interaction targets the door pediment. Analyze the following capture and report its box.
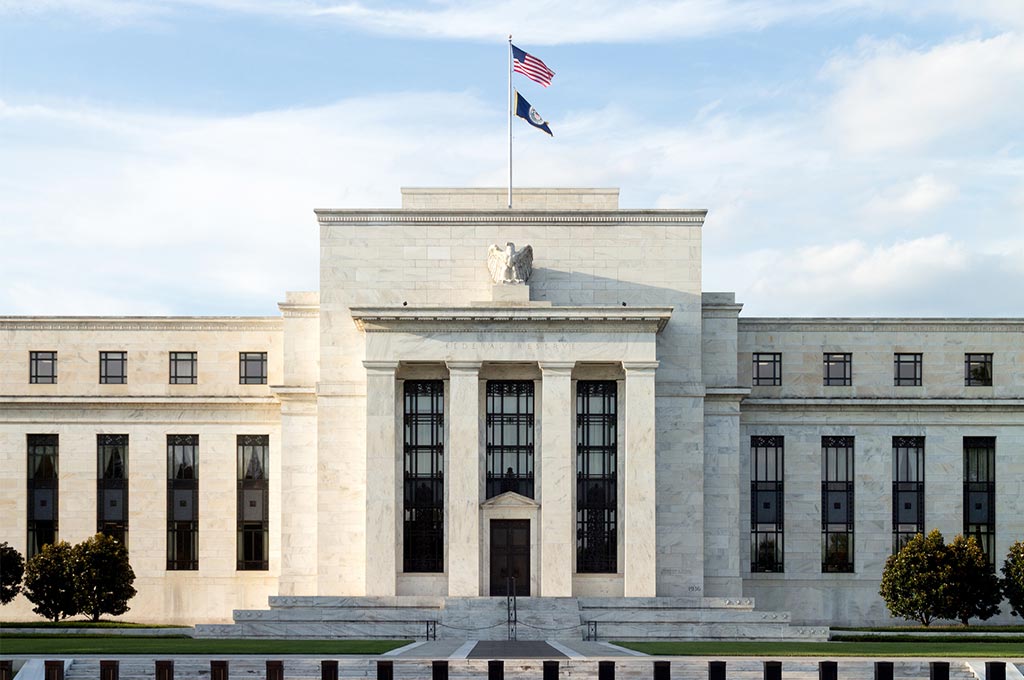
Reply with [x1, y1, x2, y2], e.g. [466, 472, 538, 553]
[481, 491, 540, 509]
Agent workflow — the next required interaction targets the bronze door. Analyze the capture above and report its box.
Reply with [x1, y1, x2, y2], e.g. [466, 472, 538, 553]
[489, 519, 530, 596]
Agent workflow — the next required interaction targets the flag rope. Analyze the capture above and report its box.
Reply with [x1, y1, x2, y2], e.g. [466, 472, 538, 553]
[507, 34, 513, 209]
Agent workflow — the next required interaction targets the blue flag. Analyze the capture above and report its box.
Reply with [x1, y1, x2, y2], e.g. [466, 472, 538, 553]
[515, 91, 553, 136]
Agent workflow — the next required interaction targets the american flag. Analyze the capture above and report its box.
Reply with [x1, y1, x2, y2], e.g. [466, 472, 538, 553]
[512, 44, 555, 87]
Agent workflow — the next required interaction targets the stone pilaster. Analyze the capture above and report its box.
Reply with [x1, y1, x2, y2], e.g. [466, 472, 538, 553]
[623, 361, 658, 596]
[539, 361, 574, 596]
[447, 361, 482, 596]
[364, 360, 399, 596]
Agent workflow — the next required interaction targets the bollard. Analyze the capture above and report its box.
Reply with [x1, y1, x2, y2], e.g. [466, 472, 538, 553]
[155, 660, 174, 680]
[0, 660, 11, 680]
[100, 660, 120, 680]
[543, 660, 560, 680]
[432, 660, 448, 680]
[653, 660, 671, 680]
[266, 661, 284, 680]
[321, 660, 339, 680]
[873, 662, 893, 680]
[986, 662, 1006, 680]
[377, 660, 394, 680]
[763, 661, 782, 680]
[211, 660, 229, 680]
[818, 661, 837, 680]
[44, 661, 64, 680]
[488, 660, 504, 680]
[929, 662, 949, 680]
[599, 660, 616, 680]
[708, 661, 727, 680]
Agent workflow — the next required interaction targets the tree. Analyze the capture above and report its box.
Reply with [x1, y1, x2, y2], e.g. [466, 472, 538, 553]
[1002, 540, 1024, 618]
[879, 529, 950, 626]
[23, 541, 79, 622]
[74, 533, 137, 622]
[0, 542, 25, 605]
[942, 534, 1001, 625]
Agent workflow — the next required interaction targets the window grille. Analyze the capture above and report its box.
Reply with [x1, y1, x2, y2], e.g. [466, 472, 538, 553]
[576, 381, 617, 574]
[167, 434, 199, 570]
[239, 352, 267, 385]
[892, 436, 924, 553]
[750, 436, 783, 572]
[237, 435, 269, 570]
[893, 353, 922, 387]
[822, 436, 855, 573]
[963, 436, 996, 567]
[170, 352, 197, 385]
[823, 353, 852, 386]
[27, 434, 58, 558]
[486, 381, 535, 499]
[403, 381, 444, 573]
[30, 351, 57, 384]
[97, 434, 128, 548]
[100, 351, 127, 384]
[965, 354, 993, 386]
[752, 353, 782, 386]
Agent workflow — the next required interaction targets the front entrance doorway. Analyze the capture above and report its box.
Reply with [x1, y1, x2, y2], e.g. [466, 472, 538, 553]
[489, 519, 530, 596]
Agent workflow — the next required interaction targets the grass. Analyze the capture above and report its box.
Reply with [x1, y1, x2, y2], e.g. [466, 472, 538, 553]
[0, 635, 410, 655]
[1, 621, 191, 629]
[614, 641, 1024, 657]
[831, 625, 1024, 633]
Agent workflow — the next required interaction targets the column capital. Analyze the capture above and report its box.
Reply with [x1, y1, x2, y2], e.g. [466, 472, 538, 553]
[622, 361, 660, 375]
[362, 360, 400, 375]
[539, 361, 575, 375]
[446, 360, 483, 374]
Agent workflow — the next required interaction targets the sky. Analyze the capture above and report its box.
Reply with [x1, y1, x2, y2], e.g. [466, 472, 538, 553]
[1, 0, 1022, 317]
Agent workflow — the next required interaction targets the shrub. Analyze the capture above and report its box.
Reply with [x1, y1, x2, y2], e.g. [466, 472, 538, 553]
[879, 529, 950, 626]
[942, 534, 1001, 625]
[73, 533, 137, 622]
[1003, 540, 1024, 618]
[0, 542, 25, 605]
[23, 541, 79, 622]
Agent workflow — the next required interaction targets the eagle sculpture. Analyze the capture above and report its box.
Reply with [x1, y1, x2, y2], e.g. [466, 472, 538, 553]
[487, 242, 534, 284]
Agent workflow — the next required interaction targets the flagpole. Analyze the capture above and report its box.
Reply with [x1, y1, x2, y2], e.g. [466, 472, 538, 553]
[507, 34, 513, 209]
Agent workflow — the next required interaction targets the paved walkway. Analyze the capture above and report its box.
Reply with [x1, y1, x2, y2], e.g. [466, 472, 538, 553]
[386, 640, 645, 659]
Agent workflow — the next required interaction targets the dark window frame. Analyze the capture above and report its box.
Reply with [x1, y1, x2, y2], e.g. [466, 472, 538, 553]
[167, 434, 199, 571]
[576, 380, 618, 574]
[892, 436, 925, 554]
[30, 351, 58, 384]
[239, 352, 268, 385]
[965, 354, 993, 386]
[823, 353, 852, 386]
[403, 381, 445, 573]
[169, 352, 198, 385]
[752, 353, 782, 387]
[893, 353, 922, 387]
[822, 436, 855, 573]
[237, 434, 269, 571]
[97, 434, 129, 548]
[27, 434, 58, 559]
[751, 435, 784, 573]
[485, 380, 535, 499]
[100, 351, 128, 384]
[963, 436, 996, 567]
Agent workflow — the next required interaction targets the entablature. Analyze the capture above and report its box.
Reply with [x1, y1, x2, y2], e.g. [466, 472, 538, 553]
[349, 305, 673, 333]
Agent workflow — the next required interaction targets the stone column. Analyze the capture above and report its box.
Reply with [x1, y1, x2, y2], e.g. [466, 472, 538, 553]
[623, 361, 659, 596]
[364, 360, 399, 596]
[447, 361, 482, 596]
[539, 361, 575, 596]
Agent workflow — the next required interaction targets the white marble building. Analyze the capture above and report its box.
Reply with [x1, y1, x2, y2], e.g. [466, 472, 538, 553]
[1, 188, 1021, 631]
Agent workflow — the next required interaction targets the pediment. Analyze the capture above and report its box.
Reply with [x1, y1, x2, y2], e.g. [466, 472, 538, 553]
[481, 491, 540, 509]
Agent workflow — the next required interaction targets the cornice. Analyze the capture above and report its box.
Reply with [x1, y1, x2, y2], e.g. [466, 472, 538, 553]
[316, 210, 706, 226]
[743, 397, 1024, 412]
[0, 317, 283, 332]
[349, 305, 673, 334]
[0, 395, 280, 410]
[739, 318, 1024, 333]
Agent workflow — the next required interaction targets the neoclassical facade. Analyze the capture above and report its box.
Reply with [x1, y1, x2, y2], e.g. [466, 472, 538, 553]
[1, 188, 1021, 629]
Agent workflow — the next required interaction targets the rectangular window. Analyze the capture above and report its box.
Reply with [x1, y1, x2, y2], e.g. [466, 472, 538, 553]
[27, 434, 58, 558]
[239, 352, 267, 385]
[30, 351, 57, 384]
[823, 353, 852, 386]
[963, 437, 996, 567]
[169, 352, 197, 385]
[167, 434, 198, 570]
[893, 353, 922, 387]
[750, 436, 783, 573]
[403, 381, 444, 573]
[576, 381, 617, 574]
[892, 437, 925, 554]
[485, 381, 535, 499]
[97, 434, 129, 548]
[822, 436, 855, 573]
[237, 435, 269, 570]
[752, 353, 782, 386]
[965, 353, 993, 386]
[100, 351, 127, 384]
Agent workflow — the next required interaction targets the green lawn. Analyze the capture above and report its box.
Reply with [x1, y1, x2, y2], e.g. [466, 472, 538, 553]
[832, 625, 1024, 633]
[0, 635, 410, 655]
[615, 641, 1024, 657]
[1, 621, 191, 629]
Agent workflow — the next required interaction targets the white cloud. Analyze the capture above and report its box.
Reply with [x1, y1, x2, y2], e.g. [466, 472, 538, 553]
[825, 32, 1024, 154]
[865, 174, 959, 217]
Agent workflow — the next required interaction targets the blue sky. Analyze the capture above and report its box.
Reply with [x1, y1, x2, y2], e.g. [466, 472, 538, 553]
[1, 1, 1022, 316]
